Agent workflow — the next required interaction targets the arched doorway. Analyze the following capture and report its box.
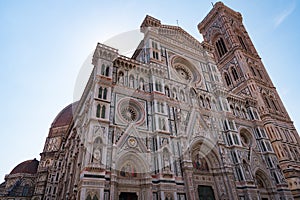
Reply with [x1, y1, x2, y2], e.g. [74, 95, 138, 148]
[190, 140, 221, 200]
[255, 170, 272, 200]
[114, 152, 151, 200]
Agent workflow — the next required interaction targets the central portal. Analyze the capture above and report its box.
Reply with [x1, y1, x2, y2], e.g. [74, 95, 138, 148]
[198, 185, 215, 200]
[119, 192, 138, 200]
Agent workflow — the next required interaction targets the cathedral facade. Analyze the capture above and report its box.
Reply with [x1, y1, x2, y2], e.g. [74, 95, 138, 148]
[1, 2, 300, 200]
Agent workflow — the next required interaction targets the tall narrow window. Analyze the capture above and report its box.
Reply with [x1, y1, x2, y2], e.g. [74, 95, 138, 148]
[231, 151, 239, 163]
[101, 105, 106, 118]
[103, 88, 107, 99]
[238, 36, 247, 50]
[105, 66, 109, 76]
[236, 167, 245, 181]
[206, 98, 211, 109]
[271, 99, 278, 111]
[264, 96, 271, 108]
[250, 66, 256, 76]
[224, 73, 232, 86]
[101, 64, 105, 75]
[231, 67, 239, 81]
[162, 119, 166, 131]
[98, 87, 103, 99]
[96, 104, 101, 118]
[200, 96, 205, 107]
[233, 134, 240, 145]
[152, 41, 160, 60]
[216, 38, 228, 57]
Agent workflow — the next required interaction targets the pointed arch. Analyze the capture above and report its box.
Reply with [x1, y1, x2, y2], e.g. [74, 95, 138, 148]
[116, 151, 150, 176]
[255, 170, 273, 191]
[189, 138, 221, 170]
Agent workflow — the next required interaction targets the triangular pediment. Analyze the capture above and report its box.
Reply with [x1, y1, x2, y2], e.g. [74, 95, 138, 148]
[115, 124, 147, 154]
[158, 25, 203, 51]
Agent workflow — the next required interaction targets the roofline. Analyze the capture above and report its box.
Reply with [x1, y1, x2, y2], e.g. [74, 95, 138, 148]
[198, 1, 242, 33]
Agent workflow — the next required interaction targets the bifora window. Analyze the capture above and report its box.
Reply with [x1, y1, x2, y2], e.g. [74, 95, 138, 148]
[216, 37, 228, 57]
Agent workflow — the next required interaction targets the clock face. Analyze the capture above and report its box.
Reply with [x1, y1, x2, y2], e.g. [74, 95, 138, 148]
[47, 137, 61, 152]
[128, 137, 137, 147]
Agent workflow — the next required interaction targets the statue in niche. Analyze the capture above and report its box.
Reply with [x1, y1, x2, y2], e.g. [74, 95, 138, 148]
[162, 138, 168, 146]
[139, 79, 145, 90]
[129, 76, 134, 88]
[92, 148, 102, 164]
[118, 72, 124, 86]
[92, 137, 102, 164]
[163, 149, 171, 171]
[193, 153, 208, 171]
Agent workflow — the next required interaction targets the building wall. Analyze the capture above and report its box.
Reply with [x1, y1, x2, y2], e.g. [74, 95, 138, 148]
[27, 3, 300, 200]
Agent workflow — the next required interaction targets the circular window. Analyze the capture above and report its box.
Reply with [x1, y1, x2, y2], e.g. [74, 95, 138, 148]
[240, 129, 252, 147]
[118, 98, 145, 124]
[171, 56, 201, 83]
[121, 106, 137, 122]
[240, 134, 249, 144]
[174, 65, 191, 81]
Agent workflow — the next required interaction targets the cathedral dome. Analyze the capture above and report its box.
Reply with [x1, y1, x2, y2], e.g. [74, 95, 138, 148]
[51, 102, 78, 128]
[10, 158, 39, 175]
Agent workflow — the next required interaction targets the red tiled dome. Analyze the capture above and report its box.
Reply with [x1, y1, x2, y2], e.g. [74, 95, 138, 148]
[10, 158, 39, 175]
[51, 102, 78, 128]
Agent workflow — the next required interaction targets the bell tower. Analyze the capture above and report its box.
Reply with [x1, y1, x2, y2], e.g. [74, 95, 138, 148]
[198, 2, 300, 198]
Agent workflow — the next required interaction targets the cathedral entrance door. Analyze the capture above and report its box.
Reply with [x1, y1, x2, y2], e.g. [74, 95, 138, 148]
[198, 185, 215, 200]
[119, 192, 138, 200]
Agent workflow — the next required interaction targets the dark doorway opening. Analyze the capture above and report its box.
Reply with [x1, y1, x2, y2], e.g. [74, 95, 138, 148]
[198, 185, 215, 200]
[119, 192, 138, 200]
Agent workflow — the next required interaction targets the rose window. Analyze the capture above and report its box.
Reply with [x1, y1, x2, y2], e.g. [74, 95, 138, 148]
[171, 56, 201, 83]
[175, 65, 191, 81]
[118, 98, 145, 124]
[121, 106, 138, 122]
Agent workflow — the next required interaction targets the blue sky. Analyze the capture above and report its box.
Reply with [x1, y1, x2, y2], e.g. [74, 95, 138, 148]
[0, 0, 299, 180]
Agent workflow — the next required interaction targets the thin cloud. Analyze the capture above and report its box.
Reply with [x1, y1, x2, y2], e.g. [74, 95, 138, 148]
[274, 1, 296, 28]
